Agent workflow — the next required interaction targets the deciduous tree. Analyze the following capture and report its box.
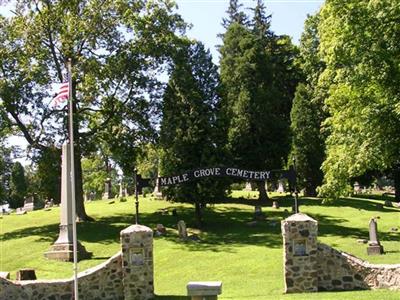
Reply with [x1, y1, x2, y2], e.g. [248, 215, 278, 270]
[0, 1, 186, 219]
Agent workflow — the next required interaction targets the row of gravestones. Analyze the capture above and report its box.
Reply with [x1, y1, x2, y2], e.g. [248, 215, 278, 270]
[85, 178, 163, 201]
[244, 180, 286, 193]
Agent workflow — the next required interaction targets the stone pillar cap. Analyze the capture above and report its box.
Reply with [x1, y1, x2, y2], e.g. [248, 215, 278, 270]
[120, 224, 152, 235]
[187, 281, 222, 296]
[284, 213, 317, 223]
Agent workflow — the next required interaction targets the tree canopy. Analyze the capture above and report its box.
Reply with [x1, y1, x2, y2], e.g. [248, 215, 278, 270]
[160, 41, 226, 226]
[0, 0, 186, 219]
[317, 0, 400, 201]
[219, 1, 299, 202]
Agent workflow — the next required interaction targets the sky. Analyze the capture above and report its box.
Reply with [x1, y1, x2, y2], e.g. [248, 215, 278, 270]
[1, 0, 324, 162]
[175, 0, 323, 63]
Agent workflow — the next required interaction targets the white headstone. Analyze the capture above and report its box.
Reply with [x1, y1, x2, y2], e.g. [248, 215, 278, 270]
[277, 180, 285, 193]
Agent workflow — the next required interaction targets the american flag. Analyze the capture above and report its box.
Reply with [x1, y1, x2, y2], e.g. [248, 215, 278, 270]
[53, 81, 69, 106]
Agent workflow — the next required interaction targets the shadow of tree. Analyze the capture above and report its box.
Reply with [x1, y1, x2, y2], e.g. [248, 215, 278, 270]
[2, 197, 398, 255]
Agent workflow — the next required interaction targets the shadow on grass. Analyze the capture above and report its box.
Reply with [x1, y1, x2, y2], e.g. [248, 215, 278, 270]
[3, 196, 398, 254]
[267, 195, 400, 213]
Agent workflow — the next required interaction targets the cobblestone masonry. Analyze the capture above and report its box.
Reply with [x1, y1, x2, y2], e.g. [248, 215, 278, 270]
[282, 213, 400, 293]
[281, 213, 319, 293]
[317, 243, 400, 291]
[0, 252, 123, 300]
[0, 224, 155, 300]
[120, 224, 154, 300]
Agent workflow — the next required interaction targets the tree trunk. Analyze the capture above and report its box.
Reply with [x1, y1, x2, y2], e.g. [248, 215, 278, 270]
[74, 142, 93, 221]
[304, 184, 317, 197]
[72, 98, 93, 221]
[394, 165, 400, 203]
[257, 181, 271, 204]
[194, 201, 203, 228]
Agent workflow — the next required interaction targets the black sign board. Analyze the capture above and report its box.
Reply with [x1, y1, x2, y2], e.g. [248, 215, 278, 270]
[157, 167, 273, 186]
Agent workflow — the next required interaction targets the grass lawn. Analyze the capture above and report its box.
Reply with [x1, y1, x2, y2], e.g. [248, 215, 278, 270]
[1, 192, 399, 300]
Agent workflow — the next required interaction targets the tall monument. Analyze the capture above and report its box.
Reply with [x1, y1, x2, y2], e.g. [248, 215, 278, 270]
[44, 143, 90, 261]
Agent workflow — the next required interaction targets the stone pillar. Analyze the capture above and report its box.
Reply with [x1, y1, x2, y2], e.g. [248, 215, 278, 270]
[44, 143, 90, 261]
[281, 213, 318, 293]
[120, 224, 154, 300]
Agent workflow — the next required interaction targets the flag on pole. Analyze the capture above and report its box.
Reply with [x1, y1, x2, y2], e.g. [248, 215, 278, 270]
[53, 81, 69, 106]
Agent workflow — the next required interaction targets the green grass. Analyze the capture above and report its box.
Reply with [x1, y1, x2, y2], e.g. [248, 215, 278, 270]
[1, 192, 399, 300]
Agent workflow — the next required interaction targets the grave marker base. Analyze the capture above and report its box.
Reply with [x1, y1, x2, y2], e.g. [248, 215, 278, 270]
[367, 244, 384, 255]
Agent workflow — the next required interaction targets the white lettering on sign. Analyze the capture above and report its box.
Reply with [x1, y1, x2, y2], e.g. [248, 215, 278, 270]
[159, 168, 273, 186]
[182, 173, 189, 181]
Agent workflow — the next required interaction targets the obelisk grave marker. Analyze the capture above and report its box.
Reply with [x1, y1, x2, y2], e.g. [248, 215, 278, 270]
[44, 143, 90, 261]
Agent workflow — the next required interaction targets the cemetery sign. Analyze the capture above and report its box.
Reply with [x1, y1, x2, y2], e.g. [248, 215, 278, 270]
[158, 167, 278, 186]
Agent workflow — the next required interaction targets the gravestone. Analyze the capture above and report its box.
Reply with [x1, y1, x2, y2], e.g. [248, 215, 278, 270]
[118, 180, 126, 198]
[353, 182, 361, 194]
[367, 218, 384, 255]
[155, 224, 166, 236]
[44, 143, 90, 261]
[44, 199, 53, 209]
[153, 178, 163, 199]
[244, 182, 254, 191]
[277, 180, 285, 193]
[177, 220, 188, 239]
[22, 196, 34, 212]
[102, 178, 112, 199]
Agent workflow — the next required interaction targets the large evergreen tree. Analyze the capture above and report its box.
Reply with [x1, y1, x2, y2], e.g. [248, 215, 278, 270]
[160, 41, 226, 226]
[9, 162, 27, 208]
[222, 0, 248, 28]
[289, 13, 326, 196]
[0, 1, 186, 220]
[219, 0, 299, 202]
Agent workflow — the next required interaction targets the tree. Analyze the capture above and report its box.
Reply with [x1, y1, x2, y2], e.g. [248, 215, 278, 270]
[290, 84, 324, 196]
[39, 147, 62, 202]
[289, 13, 326, 196]
[160, 41, 226, 227]
[0, 1, 186, 220]
[317, 0, 400, 202]
[219, 1, 299, 202]
[9, 162, 27, 208]
[222, 0, 248, 28]
[0, 144, 13, 205]
[82, 153, 118, 199]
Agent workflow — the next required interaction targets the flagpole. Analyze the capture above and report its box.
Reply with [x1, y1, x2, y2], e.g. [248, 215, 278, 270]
[67, 58, 79, 300]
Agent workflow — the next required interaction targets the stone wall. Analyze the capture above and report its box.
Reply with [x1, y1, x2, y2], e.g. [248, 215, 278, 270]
[0, 252, 123, 300]
[0, 224, 155, 300]
[282, 213, 400, 293]
[317, 243, 400, 291]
